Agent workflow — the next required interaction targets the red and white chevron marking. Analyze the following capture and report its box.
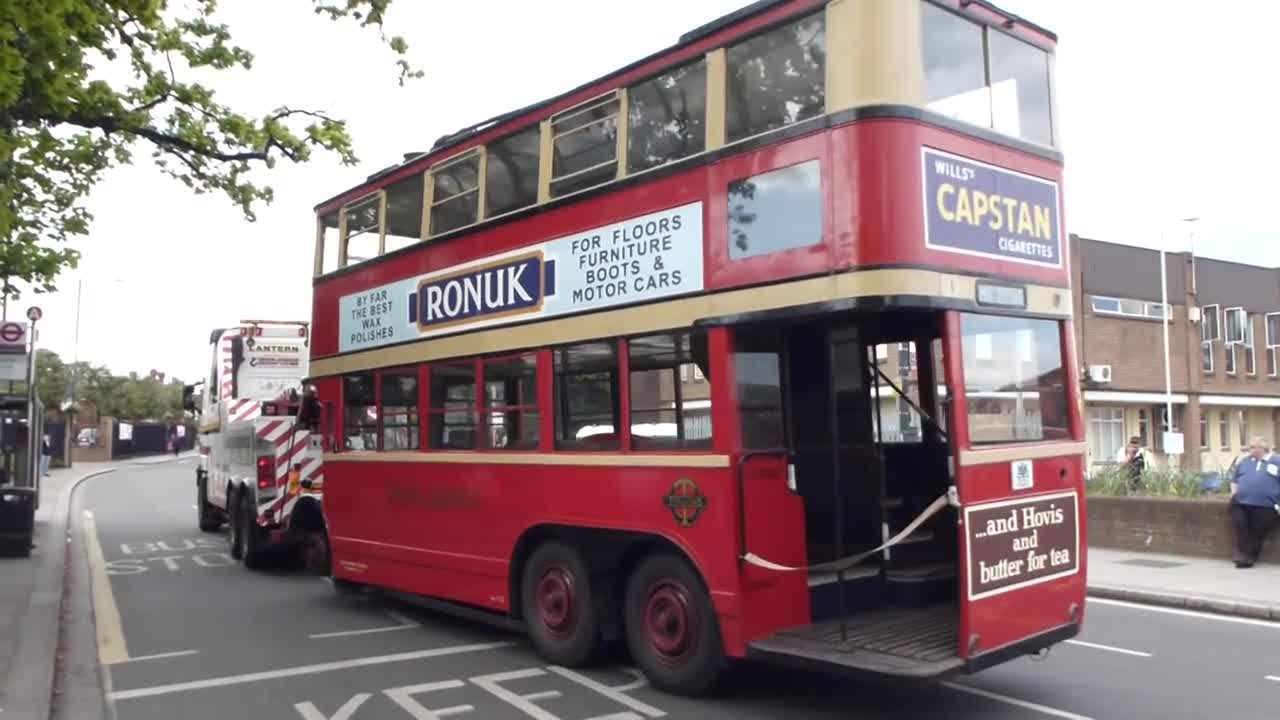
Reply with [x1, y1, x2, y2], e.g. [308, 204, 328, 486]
[228, 399, 261, 424]
[254, 419, 323, 521]
[256, 420, 313, 480]
[218, 335, 235, 402]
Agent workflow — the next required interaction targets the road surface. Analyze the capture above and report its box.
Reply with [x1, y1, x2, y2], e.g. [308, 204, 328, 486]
[76, 460, 1280, 720]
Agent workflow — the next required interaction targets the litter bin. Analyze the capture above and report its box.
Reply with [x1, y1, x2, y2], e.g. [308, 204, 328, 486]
[0, 486, 36, 558]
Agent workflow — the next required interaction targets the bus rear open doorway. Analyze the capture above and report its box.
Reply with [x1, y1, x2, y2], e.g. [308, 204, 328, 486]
[720, 305, 963, 678]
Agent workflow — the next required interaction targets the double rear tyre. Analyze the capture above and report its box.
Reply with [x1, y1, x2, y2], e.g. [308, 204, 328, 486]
[226, 490, 267, 569]
[622, 552, 726, 696]
[196, 473, 221, 533]
[521, 542, 726, 697]
[521, 541, 600, 666]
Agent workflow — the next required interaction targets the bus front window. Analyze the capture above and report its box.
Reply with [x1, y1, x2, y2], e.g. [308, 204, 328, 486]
[959, 313, 1069, 444]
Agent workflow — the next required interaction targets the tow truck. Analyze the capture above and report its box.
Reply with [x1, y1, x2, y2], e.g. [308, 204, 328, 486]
[183, 320, 329, 571]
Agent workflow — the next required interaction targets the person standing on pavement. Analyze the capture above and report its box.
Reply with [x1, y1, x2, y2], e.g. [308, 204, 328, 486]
[1115, 436, 1149, 491]
[40, 433, 51, 477]
[1228, 436, 1280, 568]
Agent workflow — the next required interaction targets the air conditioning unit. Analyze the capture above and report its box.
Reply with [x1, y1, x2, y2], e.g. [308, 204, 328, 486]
[1087, 364, 1113, 383]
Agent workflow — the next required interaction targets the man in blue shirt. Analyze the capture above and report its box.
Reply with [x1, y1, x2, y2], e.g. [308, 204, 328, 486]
[1229, 436, 1280, 568]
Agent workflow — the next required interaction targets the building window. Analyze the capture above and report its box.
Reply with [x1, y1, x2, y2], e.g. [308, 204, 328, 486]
[554, 342, 620, 450]
[1202, 305, 1221, 341]
[1088, 406, 1125, 464]
[1219, 411, 1230, 450]
[485, 126, 540, 218]
[627, 59, 707, 174]
[627, 332, 712, 450]
[428, 362, 478, 450]
[1240, 312, 1257, 376]
[725, 11, 826, 144]
[728, 159, 822, 261]
[343, 373, 377, 451]
[920, 1, 1053, 146]
[1266, 312, 1280, 377]
[1137, 408, 1149, 448]
[379, 370, 420, 451]
[483, 354, 540, 450]
[1238, 409, 1248, 449]
[429, 150, 482, 236]
[1225, 344, 1237, 375]
[1090, 295, 1171, 321]
[1202, 340, 1214, 374]
[550, 93, 621, 198]
[1199, 412, 1208, 450]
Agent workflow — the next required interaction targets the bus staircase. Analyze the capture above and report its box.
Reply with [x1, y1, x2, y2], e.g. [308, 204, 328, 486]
[745, 371, 963, 679]
[744, 490, 961, 678]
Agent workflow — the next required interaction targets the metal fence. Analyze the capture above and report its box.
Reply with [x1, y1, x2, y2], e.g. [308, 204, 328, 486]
[111, 421, 196, 459]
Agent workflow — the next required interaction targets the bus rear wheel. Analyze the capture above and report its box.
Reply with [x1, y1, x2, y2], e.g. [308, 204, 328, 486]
[521, 541, 599, 667]
[623, 552, 726, 697]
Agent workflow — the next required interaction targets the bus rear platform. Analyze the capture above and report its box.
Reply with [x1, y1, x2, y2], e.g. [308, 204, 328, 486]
[746, 602, 1081, 681]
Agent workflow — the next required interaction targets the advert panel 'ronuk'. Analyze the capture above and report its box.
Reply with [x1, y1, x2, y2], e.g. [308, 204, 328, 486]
[922, 146, 1062, 268]
[964, 490, 1079, 600]
[337, 202, 705, 353]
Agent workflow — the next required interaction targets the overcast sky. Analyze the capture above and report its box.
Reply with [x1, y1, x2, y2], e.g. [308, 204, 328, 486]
[18, 0, 1280, 384]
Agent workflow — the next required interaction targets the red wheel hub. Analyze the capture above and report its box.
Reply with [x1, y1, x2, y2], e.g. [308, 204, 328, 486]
[644, 581, 696, 664]
[535, 566, 575, 638]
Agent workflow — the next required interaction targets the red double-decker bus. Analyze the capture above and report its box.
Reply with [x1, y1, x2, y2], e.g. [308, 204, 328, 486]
[305, 0, 1085, 696]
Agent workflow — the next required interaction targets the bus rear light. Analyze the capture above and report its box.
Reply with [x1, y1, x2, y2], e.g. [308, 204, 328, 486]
[257, 455, 275, 489]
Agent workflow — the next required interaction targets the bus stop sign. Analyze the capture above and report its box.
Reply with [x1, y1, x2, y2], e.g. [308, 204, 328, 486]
[0, 322, 24, 350]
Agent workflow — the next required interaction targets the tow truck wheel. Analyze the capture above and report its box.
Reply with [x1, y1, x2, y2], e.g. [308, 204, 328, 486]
[241, 495, 267, 570]
[521, 541, 600, 667]
[197, 474, 221, 532]
[227, 490, 244, 560]
[622, 552, 726, 697]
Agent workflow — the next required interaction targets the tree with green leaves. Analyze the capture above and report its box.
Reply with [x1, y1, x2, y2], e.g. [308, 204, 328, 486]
[0, 0, 422, 301]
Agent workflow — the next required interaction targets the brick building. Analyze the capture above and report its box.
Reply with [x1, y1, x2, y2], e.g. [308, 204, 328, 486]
[1070, 234, 1280, 474]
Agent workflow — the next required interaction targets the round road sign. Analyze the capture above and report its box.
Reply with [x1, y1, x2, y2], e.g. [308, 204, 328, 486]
[0, 322, 24, 343]
[26, 306, 42, 322]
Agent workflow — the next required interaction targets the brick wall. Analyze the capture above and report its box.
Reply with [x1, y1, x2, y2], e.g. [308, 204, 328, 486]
[1076, 309, 1191, 393]
[1088, 495, 1279, 564]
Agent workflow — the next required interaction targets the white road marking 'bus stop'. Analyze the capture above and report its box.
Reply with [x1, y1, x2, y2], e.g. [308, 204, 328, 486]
[296, 665, 664, 720]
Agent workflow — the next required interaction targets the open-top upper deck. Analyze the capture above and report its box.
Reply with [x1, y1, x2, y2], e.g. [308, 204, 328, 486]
[309, 0, 1066, 377]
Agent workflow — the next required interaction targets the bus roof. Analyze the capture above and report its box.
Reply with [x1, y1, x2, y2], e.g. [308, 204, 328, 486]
[314, 0, 1056, 216]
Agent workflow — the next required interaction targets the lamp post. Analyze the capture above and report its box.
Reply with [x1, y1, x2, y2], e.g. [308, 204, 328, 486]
[1159, 216, 1199, 460]
[67, 274, 124, 414]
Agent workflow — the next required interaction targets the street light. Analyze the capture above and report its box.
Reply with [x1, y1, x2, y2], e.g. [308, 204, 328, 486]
[1159, 216, 1199, 461]
[67, 274, 124, 413]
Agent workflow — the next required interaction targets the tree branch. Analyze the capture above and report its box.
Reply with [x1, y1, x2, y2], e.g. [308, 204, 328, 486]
[59, 108, 335, 165]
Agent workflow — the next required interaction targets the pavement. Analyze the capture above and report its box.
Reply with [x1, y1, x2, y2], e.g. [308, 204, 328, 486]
[0, 451, 193, 720]
[69, 461, 1280, 720]
[1086, 546, 1280, 621]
